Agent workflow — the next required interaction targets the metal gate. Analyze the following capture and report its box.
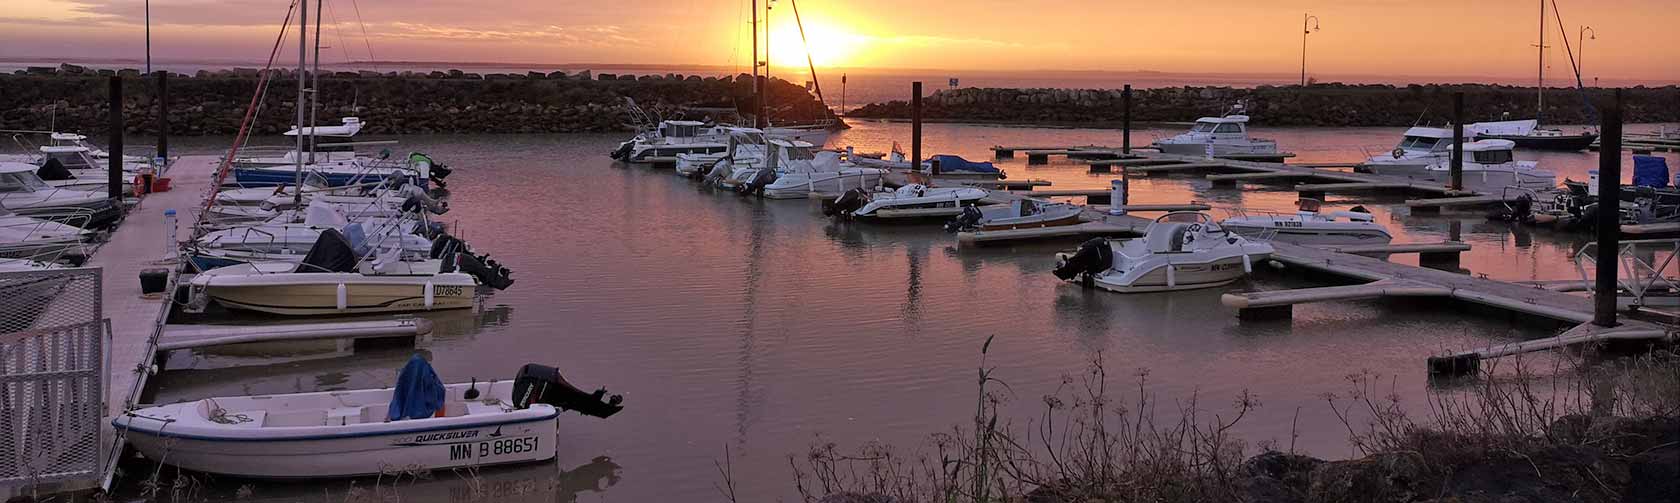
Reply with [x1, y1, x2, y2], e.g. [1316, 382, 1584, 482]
[0, 268, 103, 487]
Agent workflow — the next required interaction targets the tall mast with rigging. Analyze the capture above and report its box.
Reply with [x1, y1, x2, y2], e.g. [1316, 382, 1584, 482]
[294, 0, 307, 204]
[1536, 0, 1545, 122]
[751, 0, 764, 128]
[309, 0, 322, 165]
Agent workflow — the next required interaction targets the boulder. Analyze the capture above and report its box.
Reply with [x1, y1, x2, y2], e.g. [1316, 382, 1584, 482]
[1626, 446, 1678, 503]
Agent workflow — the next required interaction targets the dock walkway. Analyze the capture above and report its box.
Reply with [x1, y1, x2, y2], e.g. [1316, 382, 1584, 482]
[90, 155, 216, 484]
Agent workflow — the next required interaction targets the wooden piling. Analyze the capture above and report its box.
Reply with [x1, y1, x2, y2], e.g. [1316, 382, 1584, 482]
[155, 71, 168, 159]
[107, 76, 123, 200]
[911, 81, 922, 173]
[1122, 84, 1132, 154]
[1593, 90, 1623, 327]
[1451, 93, 1464, 191]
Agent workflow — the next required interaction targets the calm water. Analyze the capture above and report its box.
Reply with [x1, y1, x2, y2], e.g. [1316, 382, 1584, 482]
[139, 122, 1680, 502]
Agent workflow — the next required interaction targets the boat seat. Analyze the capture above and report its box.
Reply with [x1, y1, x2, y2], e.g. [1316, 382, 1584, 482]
[263, 409, 328, 427]
[360, 404, 389, 423]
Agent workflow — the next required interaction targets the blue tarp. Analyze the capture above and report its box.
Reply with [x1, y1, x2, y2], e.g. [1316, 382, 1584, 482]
[927, 155, 1001, 174]
[1633, 155, 1669, 188]
[387, 355, 445, 421]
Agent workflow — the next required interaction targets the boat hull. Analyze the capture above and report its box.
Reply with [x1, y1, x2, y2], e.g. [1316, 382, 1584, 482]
[1093, 253, 1264, 293]
[976, 211, 1083, 231]
[1154, 142, 1278, 157]
[121, 412, 557, 478]
[204, 278, 476, 316]
[232, 168, 418, 188]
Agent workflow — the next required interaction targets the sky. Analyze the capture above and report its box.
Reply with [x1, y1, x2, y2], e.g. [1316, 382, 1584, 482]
[2, 0, 1677, 84]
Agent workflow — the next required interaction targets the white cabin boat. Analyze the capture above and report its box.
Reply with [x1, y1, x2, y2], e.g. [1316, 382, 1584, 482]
[823, 184, 990, 220]
[1152, 108, 1278, 157]
[611, 120, 731, 163]
[1422, 139, 1556, 191]
[1053, 212, 1273, 293]
[1360, 126, 1455, 177]
[0, 162, 120, 225]
[945, 198, 1083, 233]
[757, 141, 886, 199]
[1220, 199, 1393, 245]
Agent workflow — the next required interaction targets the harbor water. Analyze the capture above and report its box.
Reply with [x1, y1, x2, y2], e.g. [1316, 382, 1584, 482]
[140, 122, 1679, 501]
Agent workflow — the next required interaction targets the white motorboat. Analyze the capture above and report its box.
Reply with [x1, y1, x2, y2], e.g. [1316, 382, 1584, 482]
[756, 141, 886, 199]
[232, 117, 370, 166]
[1422, 139, 1556, 191]
[0, 206, 92, 260]
[1359, 126, 1455, 177]
[0, 162, 120, 226]
[231, 152, 443, 188]
[822, 184, 990, 220]
[1152, 105, 1279, 157]
[113, 363, 624, 478]
[678, 128, 771, 178]
[765, 124, 832, 148]
[186, 229, 477, 316]
[945, 198, 1084, 233]
[1053, 212, 1273, 293]
[31, 145, 143, 193]
[610, 120, 731, 163]
[1220, 198, 1393, 245]
[194, 201, 436, 261]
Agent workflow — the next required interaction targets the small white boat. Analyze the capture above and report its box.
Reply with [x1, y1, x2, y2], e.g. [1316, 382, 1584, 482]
[823, 184, 990, 221]
[113, 363, 624, 478]
[186, 252, 478, 316]
[232, 117, 370, 166]
[1422, 139, 1556, 191]
[756, 141, 885, 199]
[1220, 199, 1393, 245]
[945, 198, 1083, 233]
[1053, 212, 1273, 293]
[1152, 104, 1279, 157]
[0, 206, 92, 260]
[0, 162, 120, 225]
[610, 120, 731, 163]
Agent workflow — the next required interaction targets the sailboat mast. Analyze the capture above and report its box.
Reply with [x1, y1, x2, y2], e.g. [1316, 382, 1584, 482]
[294, 0, 307, 204]
[751, 0, 763, 128]
[309, 0, 322, 165]
[1537, 0, 1545, 121]
[764, 1, 772, 127]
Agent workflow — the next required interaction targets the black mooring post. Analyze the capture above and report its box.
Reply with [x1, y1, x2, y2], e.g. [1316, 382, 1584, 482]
[108, 76, 124, 200]
[911, 81, 923, 173]
[1122, 84, 1132, 155]
[155, 71, 169, 160]
[1451, 92, 1464, 191]
[1593, 90, 1624, 328]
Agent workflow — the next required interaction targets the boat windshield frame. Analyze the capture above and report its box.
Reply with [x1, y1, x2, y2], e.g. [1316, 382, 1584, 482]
[0, 171, 53, 193]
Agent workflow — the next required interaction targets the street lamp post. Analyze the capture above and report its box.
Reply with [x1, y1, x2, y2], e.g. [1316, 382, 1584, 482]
[1300, 14, 1320, 87]
[1578, 26, 1596, 87]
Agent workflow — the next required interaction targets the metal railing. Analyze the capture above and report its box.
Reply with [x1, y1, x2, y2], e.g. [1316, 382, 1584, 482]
[1573, 238, 1680, 311]
[0, 268, 103, 490]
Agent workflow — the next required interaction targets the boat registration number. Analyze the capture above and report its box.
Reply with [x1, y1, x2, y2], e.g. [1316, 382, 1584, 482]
[435, 285, 466, 297]
[447, 436, 540, 461]
[1271, 221, 1304, 228]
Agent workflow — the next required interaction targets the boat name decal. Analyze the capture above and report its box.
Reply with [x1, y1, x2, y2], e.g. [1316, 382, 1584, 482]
[399, 430, 480, 445]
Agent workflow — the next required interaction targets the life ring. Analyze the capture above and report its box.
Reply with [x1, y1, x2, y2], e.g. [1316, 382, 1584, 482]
[1391, 148, 1405, 159]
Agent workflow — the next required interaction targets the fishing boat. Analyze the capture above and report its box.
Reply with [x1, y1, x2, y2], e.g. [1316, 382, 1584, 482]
[0, 162, 120, 226]
[822, 184, 990, 221]
[1422, 139, 1557, 191]
[945, 198, 1083, 233]
[113, 362, 624, 478]
[1052, 212, 1273, 293]
[755, 141, 886, 199]
[1358, 126, 1455, 176]
[679, 128, 771, 178]
[1220, 199, 1393, 245]
[610, 119, 731, 163]
[1151, 105, 1279, 157]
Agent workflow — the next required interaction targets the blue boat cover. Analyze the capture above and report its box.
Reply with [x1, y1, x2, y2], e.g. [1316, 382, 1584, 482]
[928, 155, 1001, 174]
[1633, 155, 1669, 188]
[387, 354, 445, 421]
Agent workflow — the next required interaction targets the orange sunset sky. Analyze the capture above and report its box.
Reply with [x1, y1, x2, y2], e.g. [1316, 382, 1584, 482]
[3, 0, 1676, 84]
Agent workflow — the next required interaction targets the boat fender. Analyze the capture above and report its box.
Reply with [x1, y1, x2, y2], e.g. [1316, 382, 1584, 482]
[1267, 259, 1286, 270]
[424, 281, 435, 309]
[1242, 254, 1253, 273]
[1392, 148, 1405, 159]
[336, 283, 348, 311]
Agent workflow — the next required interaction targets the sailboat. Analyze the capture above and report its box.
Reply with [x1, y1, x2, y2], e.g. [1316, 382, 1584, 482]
[1475, 0, 1598, 151]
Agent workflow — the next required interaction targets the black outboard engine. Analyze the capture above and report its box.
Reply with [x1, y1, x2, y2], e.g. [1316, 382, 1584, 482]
[945, 205, 984, 233]
[822, 188, 868, 217]
[1052, 238, 1113, 287]
[512, 364, 624, 418]
[456, 252, 515, 290]
[738, 167, 777, 196]
[609, 142, 634, 160]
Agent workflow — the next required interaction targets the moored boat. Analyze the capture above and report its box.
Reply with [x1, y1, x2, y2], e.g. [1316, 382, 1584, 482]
[1052, 212, 1273, 293]
[945, 198, 1083, 232]
[1220, 199, 1393, 245]
[822, 184, 990, 221]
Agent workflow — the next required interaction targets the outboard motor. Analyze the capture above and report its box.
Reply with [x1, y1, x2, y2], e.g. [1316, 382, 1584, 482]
[740, 167, 777, 196]
[945, 205, 984, 233]
[609, 142, 634, 160]
[1052, 238, 1113, 287]
[704, 159, 734, 186]
[822, 188, 868, 218]
[512, 364, 624, 418]
[456, 252, 515, 290]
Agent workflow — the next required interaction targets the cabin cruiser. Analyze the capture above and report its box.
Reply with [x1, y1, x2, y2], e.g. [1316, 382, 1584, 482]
[1359, 126, 1454, 176]
[1052, 212, 1273, 293]
[232, 117, 370, 166]
[114, 361, 623, 478]
[822, 184, 990, 221]
[1220, 199, 1393, 245]
[945, 198, 1083, 233]
[610, 120, 731, 163]
[1151, 106, 1278, 157]
[0, 162, 120, 226]
[1422, 140, 1556, 191]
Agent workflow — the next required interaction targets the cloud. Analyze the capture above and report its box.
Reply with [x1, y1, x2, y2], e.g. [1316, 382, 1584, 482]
[377, 22, 640, 47]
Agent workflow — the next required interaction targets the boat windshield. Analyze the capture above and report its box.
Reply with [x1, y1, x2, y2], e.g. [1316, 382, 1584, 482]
[1472, 149, 1514, 164]
[784, 146, 816, 161]
[45, 152, 96, 170]
[0, 172, 50, 193]
[1191, 122, 1218, 133]
[1214, 123, 1242, 134]
[1397, 136, 1443, 151]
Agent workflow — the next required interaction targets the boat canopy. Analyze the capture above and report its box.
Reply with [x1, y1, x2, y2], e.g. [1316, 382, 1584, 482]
[49, 132, 87, 142]
[1190, 116, 1248, 133]
[1468, 120, 1538, 137]
[0, 162, 40, 174]
[927, 155, 1001, 174]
